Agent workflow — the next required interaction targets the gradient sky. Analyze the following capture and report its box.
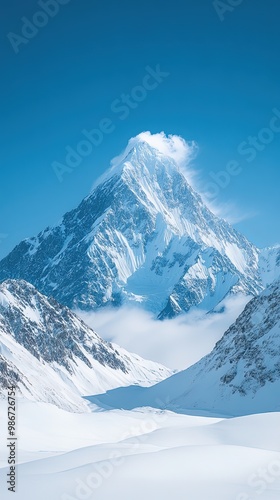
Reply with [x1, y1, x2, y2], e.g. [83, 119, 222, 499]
[1, 0, 280, 259]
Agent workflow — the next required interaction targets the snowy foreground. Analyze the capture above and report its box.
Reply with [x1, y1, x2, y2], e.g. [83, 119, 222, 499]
[0, 400, 280, 500]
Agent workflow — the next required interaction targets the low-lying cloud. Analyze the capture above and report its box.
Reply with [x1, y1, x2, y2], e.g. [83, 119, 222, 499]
[77, 295, 249, 371]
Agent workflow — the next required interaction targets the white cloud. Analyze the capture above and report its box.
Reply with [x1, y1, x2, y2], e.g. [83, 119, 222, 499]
[204, 199, 259, 225]
[92, 131, 198, 191]
[77, 295, 249, 371]
[111, 131, 197, 168]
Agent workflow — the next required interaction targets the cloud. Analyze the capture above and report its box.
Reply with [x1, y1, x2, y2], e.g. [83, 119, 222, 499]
[111, 131, 197, 168]
[91, 131, 198, 192]
[77, 295, 249, 371]
[204, 200, 259, 225]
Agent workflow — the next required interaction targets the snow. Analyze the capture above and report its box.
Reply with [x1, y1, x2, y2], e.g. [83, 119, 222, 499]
[21, 304, 42, 324]
[224, 241, 248, 273]
[259, 246, 280, 286]
[0, 291, 11, 308]
[50, 234, 74, 266]
[0, 134, 279, 499]
[0, 400, 279, 499]
[0, 280, 172, 412]
[106, 277, 280, 417]
[0, 332, 171, 411]
[26, 236, 40, 256]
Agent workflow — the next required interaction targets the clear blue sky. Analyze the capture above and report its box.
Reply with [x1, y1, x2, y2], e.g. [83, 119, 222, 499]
[1, 0, 280, 259]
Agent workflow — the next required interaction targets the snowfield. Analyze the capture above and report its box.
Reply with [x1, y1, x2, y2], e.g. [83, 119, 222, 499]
[0, 400, 279, 500]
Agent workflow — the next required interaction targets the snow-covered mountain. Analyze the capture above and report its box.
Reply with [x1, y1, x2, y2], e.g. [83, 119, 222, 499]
[0, 135, 263, 318]
[0, 279, 171, 411]
[259, 245, 280, 286]
[107, 277, 280, 416]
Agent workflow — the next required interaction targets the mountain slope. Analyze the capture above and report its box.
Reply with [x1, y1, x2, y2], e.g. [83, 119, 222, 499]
[0, 280, 171, 411]
[0, 135, 262, 318]
[104, 277, 280, 416]
[259, 245, 280, 286]
[170, 277, 280, 415]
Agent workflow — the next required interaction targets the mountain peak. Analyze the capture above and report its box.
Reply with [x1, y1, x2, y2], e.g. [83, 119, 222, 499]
[92, 132, 188, 192]
[92, 132, 197, 190]
[111, 131, 196, 167]
[0, 133, 265, 316]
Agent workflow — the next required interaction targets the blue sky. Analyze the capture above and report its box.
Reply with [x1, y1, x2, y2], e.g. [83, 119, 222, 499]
[1, 0, 280, 258]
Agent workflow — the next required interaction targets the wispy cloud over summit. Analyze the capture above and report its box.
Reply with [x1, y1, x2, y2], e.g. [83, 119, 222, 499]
[111, 131, 198, 170]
